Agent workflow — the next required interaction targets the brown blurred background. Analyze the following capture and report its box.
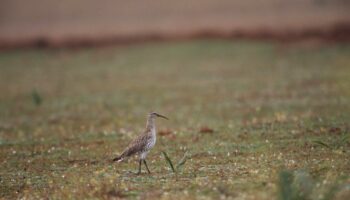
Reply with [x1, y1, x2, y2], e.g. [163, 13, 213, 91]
[1, 0, 350, 48]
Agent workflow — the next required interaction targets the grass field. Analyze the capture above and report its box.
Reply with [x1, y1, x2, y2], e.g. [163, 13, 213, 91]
[0, 40, 349, 199]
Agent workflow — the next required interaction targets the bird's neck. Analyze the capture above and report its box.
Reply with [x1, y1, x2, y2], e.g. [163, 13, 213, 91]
[146, 117, 156, 134]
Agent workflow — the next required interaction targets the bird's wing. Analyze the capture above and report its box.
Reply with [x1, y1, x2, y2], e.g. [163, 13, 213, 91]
[120, 134, 150, 158]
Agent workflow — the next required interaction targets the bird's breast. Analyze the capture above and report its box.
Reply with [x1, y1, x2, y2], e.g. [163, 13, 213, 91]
[145, 128, 156, 150]
[145, 136, 156, 151]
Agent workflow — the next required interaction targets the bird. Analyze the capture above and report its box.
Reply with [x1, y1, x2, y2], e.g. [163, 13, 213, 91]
[112, 112, 169, 174]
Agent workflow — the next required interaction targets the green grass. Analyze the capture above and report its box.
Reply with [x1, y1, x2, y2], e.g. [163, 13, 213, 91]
[0, 39, 349, 199]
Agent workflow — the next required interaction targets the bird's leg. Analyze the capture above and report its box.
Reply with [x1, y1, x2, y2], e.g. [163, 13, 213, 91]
[143, 159, 151, 174]
[137, 159, 142, 175]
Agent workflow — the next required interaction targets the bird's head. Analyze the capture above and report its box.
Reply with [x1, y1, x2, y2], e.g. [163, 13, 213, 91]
[149, 112, 169, 120]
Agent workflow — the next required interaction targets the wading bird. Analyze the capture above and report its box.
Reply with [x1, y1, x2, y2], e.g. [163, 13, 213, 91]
[112, 112, 169, 174]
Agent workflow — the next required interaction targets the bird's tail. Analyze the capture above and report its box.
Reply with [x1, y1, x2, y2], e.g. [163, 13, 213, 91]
[112, 155, 124, 162]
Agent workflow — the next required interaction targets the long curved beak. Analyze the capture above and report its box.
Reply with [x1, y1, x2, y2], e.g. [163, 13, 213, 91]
[156, 113, 169, 120]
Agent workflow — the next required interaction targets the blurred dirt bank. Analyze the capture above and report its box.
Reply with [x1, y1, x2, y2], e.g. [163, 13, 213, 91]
[1, 0, 350, 49]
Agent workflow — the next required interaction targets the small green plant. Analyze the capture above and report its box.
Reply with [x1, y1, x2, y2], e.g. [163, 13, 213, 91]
[312, 140, 332, 149]
[31, 89, 42, 106]
[175, 151, 189, 171]
[278, 170, 294, 200]
[161, 151, 189, 175]
[162, 151, 176, 173]
[313, 133, 349, 150]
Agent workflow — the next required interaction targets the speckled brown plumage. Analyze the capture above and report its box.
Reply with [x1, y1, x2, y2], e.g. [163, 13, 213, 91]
[113, 133, 152, 161]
